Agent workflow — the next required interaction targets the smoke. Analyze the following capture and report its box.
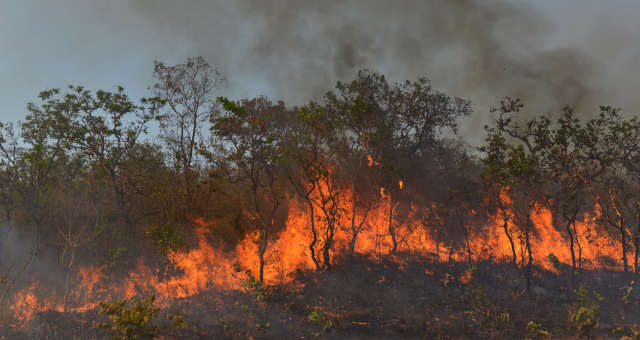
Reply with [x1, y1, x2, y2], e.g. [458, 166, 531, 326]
[122, 0, 640, 143]
[4, 1, 640, 143]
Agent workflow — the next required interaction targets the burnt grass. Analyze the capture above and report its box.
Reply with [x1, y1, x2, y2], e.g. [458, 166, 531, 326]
[4, 254, 640, 339]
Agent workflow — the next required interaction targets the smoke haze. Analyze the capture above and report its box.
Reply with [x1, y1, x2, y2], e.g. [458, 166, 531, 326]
[2, 1, 640, 142]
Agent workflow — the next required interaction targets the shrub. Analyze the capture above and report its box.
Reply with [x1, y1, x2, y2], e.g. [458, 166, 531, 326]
[569, 286, 602, 339]
[525, 320, 552, 340]
[97, 295, 186, 340]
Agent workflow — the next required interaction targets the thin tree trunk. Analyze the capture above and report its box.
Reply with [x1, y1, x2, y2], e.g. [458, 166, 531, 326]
[524, 206, 534, 296]
[502, 213, 517, 267]
[306, 198, 321, 271]
[497, 195, 517, 267]
[635, 217, 640, 273]
[258, 226, 268, 283]
[63, 249, 75, 313]
[565, 218, 576, 294]
[574, 221, 583, 269]
[349, 189, 358, 257]
[388, 197, 398, 254]
[563, 201, 579, 291]
[621, 224, 629, 272]
[321, 216, 336, 271]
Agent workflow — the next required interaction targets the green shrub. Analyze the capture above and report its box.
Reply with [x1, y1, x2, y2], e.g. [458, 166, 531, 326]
[308, 307, 342, 336]
[233, 262, 270, 302]
[569, 286, 602, 339]
[525, 320, 552, 340]
[145, 223, 185, 253]
[97, 295, 186, 340]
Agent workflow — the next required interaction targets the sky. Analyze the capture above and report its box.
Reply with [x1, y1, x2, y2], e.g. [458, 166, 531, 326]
[2, 1, 640, 144]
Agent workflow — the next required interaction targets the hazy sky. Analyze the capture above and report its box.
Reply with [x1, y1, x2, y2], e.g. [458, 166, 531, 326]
[2, 1, 640, 143]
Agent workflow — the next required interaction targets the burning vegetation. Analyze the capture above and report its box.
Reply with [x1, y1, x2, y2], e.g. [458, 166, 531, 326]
[3, 58, 640, 339]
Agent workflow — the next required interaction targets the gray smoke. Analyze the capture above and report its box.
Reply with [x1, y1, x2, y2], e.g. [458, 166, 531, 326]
[125, 0, 640, 143]
[3, 0, 640, 144]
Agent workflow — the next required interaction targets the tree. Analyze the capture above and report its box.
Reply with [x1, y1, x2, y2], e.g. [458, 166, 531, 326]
[482, 98, 549, 294]
[153, 57, 224, 204]
[25, 86, 162, 229]
[426, 140, 484, 265]
[0, 122, 21, 230]
[576, 107, 640, 273]
[542, 108, 589, 289]
[321, 70, 471, 253]
[211, 97, 289, 283]
[282, 105, 345, 271]
[482, 132, 518, 267]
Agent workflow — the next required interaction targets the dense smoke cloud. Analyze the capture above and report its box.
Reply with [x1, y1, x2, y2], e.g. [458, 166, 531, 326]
[3, 1, 640, 142]
[126, 0, 639, 141]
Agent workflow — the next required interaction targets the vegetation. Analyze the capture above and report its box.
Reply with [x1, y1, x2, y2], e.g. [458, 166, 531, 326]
[3, 57, 640, 338]
[97, 295, 186, 339]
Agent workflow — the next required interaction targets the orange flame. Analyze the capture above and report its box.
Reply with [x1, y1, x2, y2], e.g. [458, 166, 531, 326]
[5, 187, 628, 324]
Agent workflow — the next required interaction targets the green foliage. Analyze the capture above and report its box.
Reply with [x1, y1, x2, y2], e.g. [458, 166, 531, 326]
[547, 253, 563, 273]
[97, 295, 160, 340]
[241, 274, 270, 302]
[145, 223, 185, 253]
[233, 262, 270, 302]
[97, 295, 185, 340]
[100, 246, 129, 274]
[621, 281, 636, 305]
[613, 325, 640, 340]
[441, 272, 454, 287]
[569, 286, 602, 339]
[525, 320, 552, 340]
[308, 307, 342, 335]
[463, 284, 511, 330]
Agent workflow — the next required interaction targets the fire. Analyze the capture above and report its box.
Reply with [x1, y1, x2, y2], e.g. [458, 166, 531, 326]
[3, 186, 629, 325]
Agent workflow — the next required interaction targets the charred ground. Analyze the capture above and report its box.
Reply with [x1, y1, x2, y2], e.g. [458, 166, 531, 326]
[6, 255, 640, 339]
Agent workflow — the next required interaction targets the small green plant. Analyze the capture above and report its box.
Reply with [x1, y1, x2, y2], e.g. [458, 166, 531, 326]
[525, 320, 552, 340]
[441, 272, 454, 286]
[233, 261, 270, 301]
[547, 253, 563, 273]
[622, 281, 636, 305]
[613, 325, 640, 340]
[255, 321, 270, 330]
[569, 286, 602, 339]
[97, 295, 186, 340]
[498, 312, 510, 323]
[145, 223, 185, 253]
[308, 308, 342, 334]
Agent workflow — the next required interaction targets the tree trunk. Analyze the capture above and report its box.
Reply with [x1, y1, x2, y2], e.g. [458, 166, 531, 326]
[110, 169, 133, 228]
[565, 218, 577, 294]
[635, 217, 640, 273]
[502, 214, 517, 268]
[349, 190, 358, 257]
[621, 224, 629, 272]
[574, 221, 583, 269]
[388, 197, 398, 254]
[63, 248, 75, 313]
[258, 228, 268, 283]
[524, 209, 533, 296]
[306, 198, 321, 271]
[322, 224, 335, 271]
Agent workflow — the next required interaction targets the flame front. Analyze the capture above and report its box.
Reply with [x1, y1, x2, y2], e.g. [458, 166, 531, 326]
[5, 188, 625, 325]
